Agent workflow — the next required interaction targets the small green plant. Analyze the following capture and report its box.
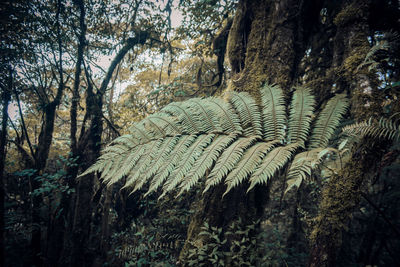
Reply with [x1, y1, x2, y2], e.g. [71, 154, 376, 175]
[185, 219, 301, 266]
[187, 222, 226, 266]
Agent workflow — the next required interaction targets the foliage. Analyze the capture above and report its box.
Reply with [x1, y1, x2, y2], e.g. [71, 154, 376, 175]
[342, 116, 400, 142]
[107, 196, 191, 267]
[81, 84, 349, 198]
[185, 219, 306, 266]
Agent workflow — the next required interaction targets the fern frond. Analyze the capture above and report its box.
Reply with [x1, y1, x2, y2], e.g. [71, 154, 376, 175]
[161, 102, 202, 133]
[145, 135, 198, 196]
[261, 84, 286, 141]
[207, 98, 243, 133]
[178, 134, 238, 195]
[161, 134, 216, 197]
[228, 91, 262, 136]
[122, 139, 164, 190]
[223, 140, 279, 196]
[84, 84, 351, 199]
[285, 148, 324, 193]
[248, 143, 299, 192]
[204, 136, 258, 193]
[288, 87, 315, 144]
[342, 117, 400, 141]
[309, 94, 349, 148]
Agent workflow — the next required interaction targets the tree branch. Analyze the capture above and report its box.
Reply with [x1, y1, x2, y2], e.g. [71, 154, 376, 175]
[14, 90, 36, 163]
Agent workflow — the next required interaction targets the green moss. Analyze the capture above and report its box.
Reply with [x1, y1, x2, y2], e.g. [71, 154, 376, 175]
[343, 46, 370, 76]
[310, 160, 363, 245]
[310, 139, 387, 253]
[334, 4, 363, 27]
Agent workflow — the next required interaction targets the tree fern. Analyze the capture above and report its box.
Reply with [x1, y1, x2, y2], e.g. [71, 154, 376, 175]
[261, 84, 286, 141]
[224, 140, 279, 196]
[309, 94, 349, 148]
[288, 87, 315, 145]
[80, 84, 349, 198]
[342, 117, 400, 141]
[228, 91, 262, 136]
[248, 143, 299, 192]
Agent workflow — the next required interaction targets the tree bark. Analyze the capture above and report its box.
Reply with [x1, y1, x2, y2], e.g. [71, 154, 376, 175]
[0, 67, 12, 267]
[180, 0, 399, 265]
[45, 2, 87, 266]
[180, 0, 322, 263]
[63, 26, 150, 267]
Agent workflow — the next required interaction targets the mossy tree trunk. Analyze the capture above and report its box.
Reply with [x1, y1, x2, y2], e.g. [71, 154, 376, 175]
[180, 0, 399, 265]
[180, 0, 324, 263]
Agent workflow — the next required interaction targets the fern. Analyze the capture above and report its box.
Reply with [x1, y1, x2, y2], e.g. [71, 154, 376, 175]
[342, 117, 400, 141]
[309, 94, 349, 148]
[80, 85, 349, 198]
[223, 140, 279, 196]
[261, 84, 286, 141]
[288, 87, 315, 145]
[228, 91, 262, 136]
[248, 143, 299, 192]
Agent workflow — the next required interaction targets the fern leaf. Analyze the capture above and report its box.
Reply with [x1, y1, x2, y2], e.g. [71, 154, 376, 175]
[187, 99, 222, 132]
[122, 139, 164, 190]
[285, 148, 323, 193]
[83, 85, 351, 200]
[178, 134, 238, 195]
[342, 117, 400, 141]
[223, 140, 279, 196]
[161, 102, 204, 133]
[309, 94, 349, 148]
[248, 143, 299, 192]
[204, 136, 258, 193]
[207, 98, 243, 133]
[261, 84, 286, 141]
[145, 135, 198, 196]
[105, 145, 148, 186]
[228, 91, 262, 136]
[161, 134, 215, 197]
[288, 87, 315, 144]
[131, 137, 181, 192]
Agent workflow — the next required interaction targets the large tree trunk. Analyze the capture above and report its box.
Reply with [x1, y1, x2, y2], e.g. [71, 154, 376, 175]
[180, 0, 321, 263]
[180, 0, 398, 265]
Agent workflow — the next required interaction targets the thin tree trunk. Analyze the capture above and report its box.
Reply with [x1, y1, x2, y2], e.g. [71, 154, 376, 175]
[65, 28, 150, 266]
[0, 67, 12, 267]
[45, 2, 87, 265]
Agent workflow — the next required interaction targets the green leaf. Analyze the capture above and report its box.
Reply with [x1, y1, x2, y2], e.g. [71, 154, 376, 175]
[288, 87, 315, 144]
